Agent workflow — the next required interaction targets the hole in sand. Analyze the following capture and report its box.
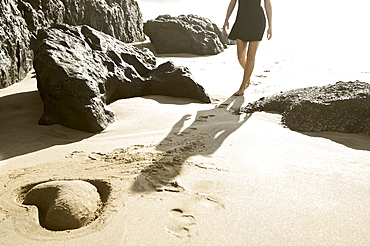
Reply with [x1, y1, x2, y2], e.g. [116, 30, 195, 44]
[18, 179, 111, 231]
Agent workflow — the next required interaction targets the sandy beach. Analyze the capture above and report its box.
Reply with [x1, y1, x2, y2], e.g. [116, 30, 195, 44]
[1, 0, 370, 245]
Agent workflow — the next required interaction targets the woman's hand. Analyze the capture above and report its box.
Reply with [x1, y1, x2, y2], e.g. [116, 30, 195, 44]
[223, 21, 229, 33]
[267, 28, 272, 40]
[224, 0, 236, 33]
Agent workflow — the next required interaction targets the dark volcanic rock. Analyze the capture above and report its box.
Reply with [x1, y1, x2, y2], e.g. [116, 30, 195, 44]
[145, 61, 211, 102]
[0, 0, 33, 88]
[144, 14, 227, 55]
[18, 0, 145, 43]
[33, 24, 210, 132]
[242, 81, 370, 135]
[0, 0, 145, 89]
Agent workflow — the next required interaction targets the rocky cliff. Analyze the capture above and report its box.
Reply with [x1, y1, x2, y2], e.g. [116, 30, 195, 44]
[0, 0, 145, 89]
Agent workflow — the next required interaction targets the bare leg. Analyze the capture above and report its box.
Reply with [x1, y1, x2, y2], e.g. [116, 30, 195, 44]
[236, 39, 248, 68]
[234, 40, 260, 96]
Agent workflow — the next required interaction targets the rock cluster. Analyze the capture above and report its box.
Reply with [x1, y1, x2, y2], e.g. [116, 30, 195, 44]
[242, 81, 370, 135]
[0, 0, 145, 89]
[23, 180, 101, 231]
[34, 24, 211, 132]
[0, 0, 33, 88]
[18, 0, 145, 42]
[144, 14, 228, 55]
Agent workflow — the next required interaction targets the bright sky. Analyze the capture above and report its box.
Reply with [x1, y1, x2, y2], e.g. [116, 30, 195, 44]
[137, 0, 370, 78]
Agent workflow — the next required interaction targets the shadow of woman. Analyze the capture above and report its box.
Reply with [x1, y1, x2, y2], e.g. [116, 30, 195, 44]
[131, 96, 251, 192]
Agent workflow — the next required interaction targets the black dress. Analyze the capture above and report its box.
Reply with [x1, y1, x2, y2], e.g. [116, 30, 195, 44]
[228, 0, 266, 42]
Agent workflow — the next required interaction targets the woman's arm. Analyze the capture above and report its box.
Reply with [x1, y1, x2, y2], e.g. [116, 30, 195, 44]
[223, 0, 237, 33]
[264, 0, 273, 39]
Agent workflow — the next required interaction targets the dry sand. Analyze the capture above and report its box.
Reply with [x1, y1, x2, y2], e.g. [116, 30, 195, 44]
[1, 1, 370, 245]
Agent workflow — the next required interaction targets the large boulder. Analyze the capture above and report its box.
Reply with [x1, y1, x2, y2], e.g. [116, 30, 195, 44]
[33, 24, 211, 132]
[0, 0, 33, 88]
[242, 81, 370, 135]
[0, 0, 145, 89]
[144, 14, 227, 55]
[18, 0, 145, 43]
[23, 180, 101, 231]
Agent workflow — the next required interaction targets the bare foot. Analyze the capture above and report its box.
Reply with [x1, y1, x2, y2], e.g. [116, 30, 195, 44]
[233, 81, 250, 96]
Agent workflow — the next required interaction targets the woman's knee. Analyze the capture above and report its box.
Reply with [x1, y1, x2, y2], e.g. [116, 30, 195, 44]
[246, 52, 257, 62]
[247, 42, 260, 56]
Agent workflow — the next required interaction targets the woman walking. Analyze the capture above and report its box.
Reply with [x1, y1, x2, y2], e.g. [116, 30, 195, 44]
[223, 0, 272, 96]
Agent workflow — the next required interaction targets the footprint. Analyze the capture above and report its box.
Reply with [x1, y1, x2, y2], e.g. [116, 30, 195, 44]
[196, 115, 216, 122]
[255, 74, 267, 78]
[166, 208, 196, 240]
[216, 103, 229, 109]
[181, 127, 197, 135]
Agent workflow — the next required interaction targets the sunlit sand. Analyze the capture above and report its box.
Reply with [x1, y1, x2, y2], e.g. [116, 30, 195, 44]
[0, 0, 370, 245]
